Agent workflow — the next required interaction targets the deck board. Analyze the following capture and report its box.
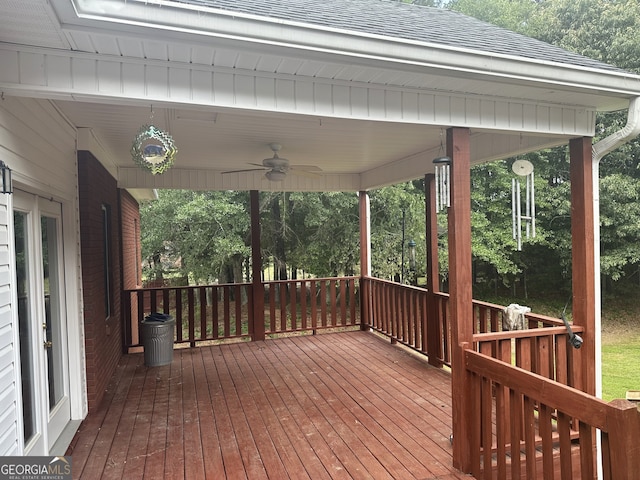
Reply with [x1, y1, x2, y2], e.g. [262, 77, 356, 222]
[68, 331, 471, 479]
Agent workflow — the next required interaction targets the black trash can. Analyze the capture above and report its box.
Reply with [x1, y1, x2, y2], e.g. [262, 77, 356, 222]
[141, 313, 175, 366]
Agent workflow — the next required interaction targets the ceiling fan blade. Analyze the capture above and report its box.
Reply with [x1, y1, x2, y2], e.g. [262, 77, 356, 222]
[222, 168, 265, 174]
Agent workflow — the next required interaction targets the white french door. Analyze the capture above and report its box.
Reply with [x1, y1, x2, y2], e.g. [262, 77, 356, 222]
[14, 191, 71, 455]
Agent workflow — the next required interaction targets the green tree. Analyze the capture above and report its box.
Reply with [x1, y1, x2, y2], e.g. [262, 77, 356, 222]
[370, 183, 426, 283]
[141, 190, 250, 285]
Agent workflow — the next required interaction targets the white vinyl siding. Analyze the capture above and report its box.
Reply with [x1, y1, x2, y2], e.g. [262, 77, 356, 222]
[0, 96, 85, 454]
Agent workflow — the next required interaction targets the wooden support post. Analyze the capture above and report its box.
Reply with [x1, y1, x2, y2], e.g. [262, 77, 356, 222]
[425, 173, 443, 367]
[250, 190, 265, 341]
[607, 399, 640, 479]
[447, 127, 473, 473]
[569, 137, 596, 395]
[359, 191, 371, 330]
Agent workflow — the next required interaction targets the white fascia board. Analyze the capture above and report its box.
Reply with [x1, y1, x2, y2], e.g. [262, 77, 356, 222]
[0, 45, 597, 138]
[60, 0, 640, 107]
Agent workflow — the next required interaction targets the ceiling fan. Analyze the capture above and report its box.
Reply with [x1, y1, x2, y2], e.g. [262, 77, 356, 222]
[223, 143, 322, 181]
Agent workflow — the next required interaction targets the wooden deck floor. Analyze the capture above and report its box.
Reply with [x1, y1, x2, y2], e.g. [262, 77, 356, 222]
[67, 331, 471, 479]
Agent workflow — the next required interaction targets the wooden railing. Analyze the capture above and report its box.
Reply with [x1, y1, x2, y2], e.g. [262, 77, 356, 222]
[465, 348, 640, 479]
[473, 324, 585, 391]
[123, 277, 360, 348]
[362, 278, 576, 370]
[365, 277, 429, 353]
[264, 277, 360, 335]
[124, 282, 255, 347]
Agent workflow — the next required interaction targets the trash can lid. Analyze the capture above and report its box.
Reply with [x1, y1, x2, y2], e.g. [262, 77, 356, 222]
[144, 312, 174, 322]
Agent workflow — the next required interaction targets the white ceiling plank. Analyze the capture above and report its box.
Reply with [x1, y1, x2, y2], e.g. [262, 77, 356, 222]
[116, 38, 145, 59]
[142, 41, 168, 61]
[168, 44, 192, 64]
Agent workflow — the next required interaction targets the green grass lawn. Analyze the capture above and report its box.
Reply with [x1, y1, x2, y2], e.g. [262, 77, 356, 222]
[601, 289, 640, 402]
[602, 336, 640, 401]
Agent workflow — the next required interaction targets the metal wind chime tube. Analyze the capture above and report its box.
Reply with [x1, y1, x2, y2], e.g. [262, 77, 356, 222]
[529, 171, 536, 237]
[511, 178, 517, 241]
[511, 159, 536, 251]
[433, 157, 451, 213]
[517, 179, 522, 250]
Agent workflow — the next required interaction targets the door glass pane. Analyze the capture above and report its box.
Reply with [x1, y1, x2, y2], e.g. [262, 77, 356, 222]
[41, 215, 64, 410]
[15, 212, 35, 443]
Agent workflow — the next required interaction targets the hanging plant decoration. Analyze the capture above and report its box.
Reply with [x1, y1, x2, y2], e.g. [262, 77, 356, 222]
[131, 124, 177, 175]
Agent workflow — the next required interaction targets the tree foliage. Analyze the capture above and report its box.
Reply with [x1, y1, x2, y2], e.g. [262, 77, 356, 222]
[141, 190, 250, 284]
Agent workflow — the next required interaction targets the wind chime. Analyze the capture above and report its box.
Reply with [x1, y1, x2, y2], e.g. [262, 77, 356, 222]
[433, 155, 451, 212]
[511, 159, 535, 250]
[131, 106, 178, 175]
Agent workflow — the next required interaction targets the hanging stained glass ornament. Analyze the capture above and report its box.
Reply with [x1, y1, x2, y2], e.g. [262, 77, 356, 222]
[131, 124, 177, 175]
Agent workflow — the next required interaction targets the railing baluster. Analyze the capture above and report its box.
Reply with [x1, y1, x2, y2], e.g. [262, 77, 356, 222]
[320, 281, 327, 328]
[495, 377, 508, 479]
[223, 286, 231, 338]
[539, 403, 555, 479]
[479, 342, 493, 479]
[163, 288, 170, 315]
[280, 282, 287, 331]
[509, 388, 522, 480]
[557, 411, 573, 480]
[310, 279, 317, 333]
[349, 278, 357, 325]
[150, 287, 157, 313]
[136, 290, 144, 346]
[200, 286, 207, 341]
[300, 281, 308, 330]
[523, 395, 537, 479]
[578, 422, 595, 480]
[212, 287, 219, 339]
[339, 278, 347, 325]
[269, 283, 276, 333]
[235, 284, 242, 337]
[290, 281, 297, 331]
[330, 279, 337, 327]
[175, 288, 183, 343]
[187, 287, 195, 347]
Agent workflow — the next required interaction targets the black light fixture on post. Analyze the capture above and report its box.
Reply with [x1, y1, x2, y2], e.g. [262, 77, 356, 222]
[0, 161, 13, 194]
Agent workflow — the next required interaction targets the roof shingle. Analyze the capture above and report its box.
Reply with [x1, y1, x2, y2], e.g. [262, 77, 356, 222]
[173, 0, 623, 72]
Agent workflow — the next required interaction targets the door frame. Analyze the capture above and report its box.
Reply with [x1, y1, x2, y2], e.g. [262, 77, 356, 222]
[10, 187, 87, 455]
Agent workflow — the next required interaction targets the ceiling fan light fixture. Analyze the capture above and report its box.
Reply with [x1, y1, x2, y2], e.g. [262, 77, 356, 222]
[265, 170, 286, 182]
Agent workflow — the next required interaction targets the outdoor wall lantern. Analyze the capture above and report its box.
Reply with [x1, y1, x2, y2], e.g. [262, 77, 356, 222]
[0, 161, 13, 194]
[131, 124, 178, 175]
[432, 155, 451, 212]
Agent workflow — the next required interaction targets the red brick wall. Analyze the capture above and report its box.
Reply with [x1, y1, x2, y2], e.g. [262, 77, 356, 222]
[120, 189, 142, 345]
[78, 151, 129, 411]
[120, 189, 141, 290]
